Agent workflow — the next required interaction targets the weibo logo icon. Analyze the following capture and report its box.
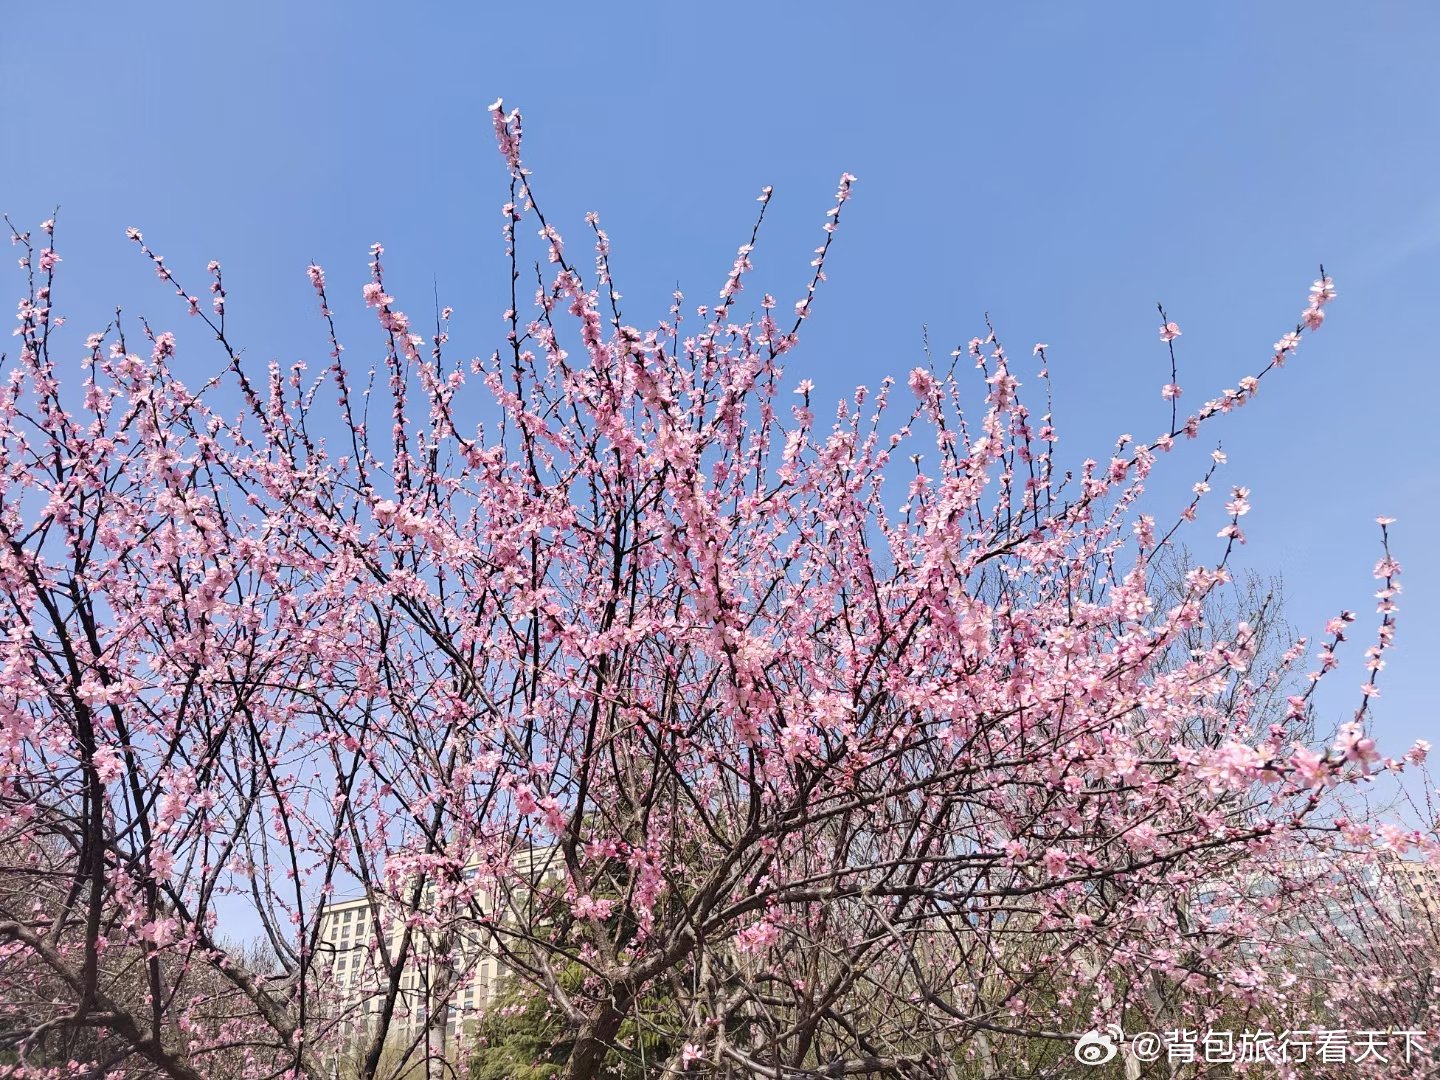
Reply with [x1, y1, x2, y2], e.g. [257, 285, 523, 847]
[1074, 1025, 1121, 1065]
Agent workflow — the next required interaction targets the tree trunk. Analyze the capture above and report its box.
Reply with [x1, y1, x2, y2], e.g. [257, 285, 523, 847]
[563, 997, 631, 1080]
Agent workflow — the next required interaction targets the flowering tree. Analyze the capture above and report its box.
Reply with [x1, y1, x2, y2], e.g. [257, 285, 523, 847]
[1, 102, 1436, 1080]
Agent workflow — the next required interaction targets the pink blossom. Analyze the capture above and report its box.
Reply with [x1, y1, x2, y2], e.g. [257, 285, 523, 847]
[1273, 330, 1301, 354]
[735, 919, 781, 953]
[1309, 276, 1337, 305]
[1377, 823, 1411, 854]
[92, 745, 124, 783]
[1334, 721, 1380, 770]
[571, 895, 615, 921]
[1288, 745, 1329, 789]
[514, 787, 539, 816]
[140, 915, 180, 947]
[908, 367, 937, 400]
[1124, 823, 1161, 853]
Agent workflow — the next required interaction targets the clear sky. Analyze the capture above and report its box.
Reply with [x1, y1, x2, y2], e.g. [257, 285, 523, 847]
[3, 3, 1437, 765]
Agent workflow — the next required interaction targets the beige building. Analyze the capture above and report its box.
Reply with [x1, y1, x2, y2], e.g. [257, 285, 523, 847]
[315, 845, 560, 1057]
[1379, 854, 1440, 926]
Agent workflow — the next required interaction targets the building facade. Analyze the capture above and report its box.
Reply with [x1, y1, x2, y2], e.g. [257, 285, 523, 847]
[315, 844, 559, 1065]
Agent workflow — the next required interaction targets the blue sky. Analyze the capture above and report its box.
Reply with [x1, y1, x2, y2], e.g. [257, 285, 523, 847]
[3, 2, 1437, 766]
